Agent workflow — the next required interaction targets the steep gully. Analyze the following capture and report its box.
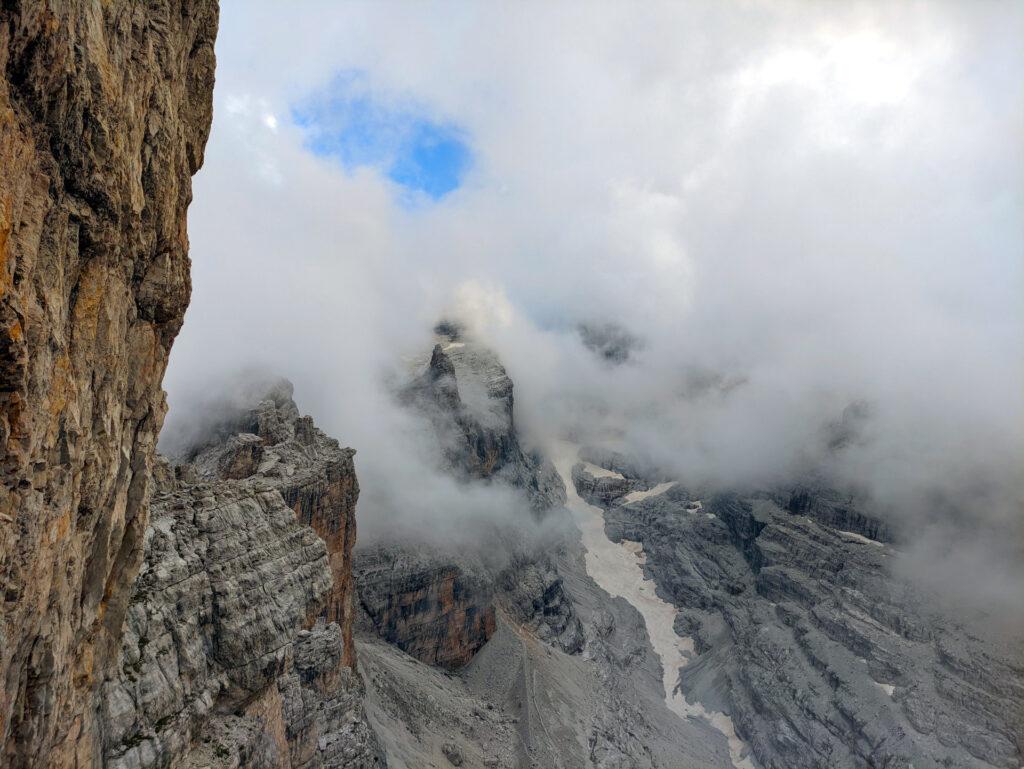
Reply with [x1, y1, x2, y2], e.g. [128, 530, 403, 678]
[550, 442, 756, 769]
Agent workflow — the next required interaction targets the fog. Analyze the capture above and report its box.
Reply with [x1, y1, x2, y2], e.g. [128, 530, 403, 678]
[163, 1, 1023, 618]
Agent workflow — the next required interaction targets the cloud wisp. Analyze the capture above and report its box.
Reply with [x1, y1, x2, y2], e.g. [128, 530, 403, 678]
[163, 0, 1023, 619]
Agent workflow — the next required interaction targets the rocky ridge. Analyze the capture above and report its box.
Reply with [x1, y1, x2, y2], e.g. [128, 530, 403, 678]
[400, 326, 565, 514]
[355, 331, 738, 768]
[189, 381, 361, 666]
[101, 384, 382, 768]
[575, 458, 1024, 769]
[0, 3, 217, 766]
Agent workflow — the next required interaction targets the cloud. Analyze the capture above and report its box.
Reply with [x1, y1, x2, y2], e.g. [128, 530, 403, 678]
[164, 0, 1023, 614]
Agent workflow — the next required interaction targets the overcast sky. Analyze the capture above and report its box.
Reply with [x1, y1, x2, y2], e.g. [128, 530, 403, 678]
[164, 0, 1023, 614]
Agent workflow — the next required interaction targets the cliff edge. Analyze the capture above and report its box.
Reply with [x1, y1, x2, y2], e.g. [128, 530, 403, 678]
[0, 3, 217, 766]
[103, 383, 382, 768]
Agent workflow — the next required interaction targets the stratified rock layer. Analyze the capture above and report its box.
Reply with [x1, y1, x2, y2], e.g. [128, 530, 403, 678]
[190, 381, 360, 667]
[577, 462, 1024, 769]
[103, 386, 383, 768]
[0, 3, 217, 766]
[356, 547, 496, 669]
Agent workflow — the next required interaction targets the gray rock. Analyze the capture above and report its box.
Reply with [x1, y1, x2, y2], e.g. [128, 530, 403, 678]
[189, 381, 361, 662]
[580, 461, 1024, 769]
[498, 551, 584, 655]
[401, 331, 566, 514]
[572, 462, 637, 505]
[442, 742, 464, 765]
[102, 385, 384, 768]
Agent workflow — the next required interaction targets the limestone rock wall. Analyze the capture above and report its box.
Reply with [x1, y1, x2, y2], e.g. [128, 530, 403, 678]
[355, 547, 496, 669]
[102, 471, 329, 768]
[0, 3, 217, 766]
[102, 465, 382, 769]
[190, 381, 360, 668]
[579, 464, 1024, 769]
[103, 385, 383, 768]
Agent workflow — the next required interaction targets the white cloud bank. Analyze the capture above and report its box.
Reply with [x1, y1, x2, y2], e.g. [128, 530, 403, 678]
[164, 0, 1023, 615]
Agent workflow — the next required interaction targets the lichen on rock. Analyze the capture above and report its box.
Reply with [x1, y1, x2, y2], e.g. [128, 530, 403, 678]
[0, 3, 217, 765]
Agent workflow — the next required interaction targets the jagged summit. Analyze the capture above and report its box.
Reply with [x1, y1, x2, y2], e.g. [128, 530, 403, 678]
[356, 331, 580, 676]
[577, 320, 644, 365]
[403, 328, 565, 513]
[103, 381, 383, 768]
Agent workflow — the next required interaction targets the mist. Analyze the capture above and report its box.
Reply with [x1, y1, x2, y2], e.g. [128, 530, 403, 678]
[163, 1, 1023, 618]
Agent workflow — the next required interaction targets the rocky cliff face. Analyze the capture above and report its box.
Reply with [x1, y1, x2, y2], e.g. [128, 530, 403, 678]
[576, 461, 1024, 769]
[356, 547, 496, 669]
[401, 327, 565, 514]
[775, 482, 893, 544]
[356, 329, 578, 675]
[189, 382, 360, 668]
[0, 3, 217, 766]
[102, 385, 382, 768]
[355, 542, 583, 671]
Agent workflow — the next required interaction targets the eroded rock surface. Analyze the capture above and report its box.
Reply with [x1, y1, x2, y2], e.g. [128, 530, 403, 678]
[401, 328, 565, 514]
[0, 3, 217, 765]
[358, 330, 578, 674]
[576, 461, 1024, 769]
[189, 381, 361, 667]
[102, 386, 383, 768]
[356, 546, 496, 669]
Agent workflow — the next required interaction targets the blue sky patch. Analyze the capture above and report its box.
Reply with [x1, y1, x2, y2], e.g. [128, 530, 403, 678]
[293, 73, 471, 202]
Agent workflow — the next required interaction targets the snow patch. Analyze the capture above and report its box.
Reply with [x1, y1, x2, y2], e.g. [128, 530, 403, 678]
[581, 461, 625, 480]
[551, 441, 755, 769]
[622, 482, 676, 504]
[838, 530, 884, 547]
